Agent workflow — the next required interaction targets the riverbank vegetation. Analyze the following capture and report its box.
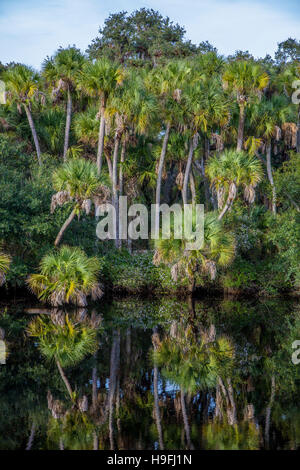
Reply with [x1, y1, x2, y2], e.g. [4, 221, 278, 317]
[0, 8, 299, 301]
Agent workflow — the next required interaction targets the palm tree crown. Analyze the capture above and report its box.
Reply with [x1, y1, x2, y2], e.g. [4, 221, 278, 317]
[27, 245, 103, 306]
[207, 149, 263, 218]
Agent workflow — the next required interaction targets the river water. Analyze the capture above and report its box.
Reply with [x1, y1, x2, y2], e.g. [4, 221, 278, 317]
[0, 296, 299, 450]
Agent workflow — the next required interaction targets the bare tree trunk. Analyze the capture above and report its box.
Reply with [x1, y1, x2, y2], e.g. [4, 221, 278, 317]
[26, 422, 36, 450]
[155, 122, 171, 237]
[97, 103, 106, 175]
[266, 142, 277, 215]
[265, 375, 275, 449]
[218, 182, 237, 220]
[182, 135, 198, 205]
[237, 104, 245, 151]
[63, 87, 72, 161]
[112, 133, 121, 248]
[105, 154, 113, 182]
[180, 388, 194, 450]
[56, 358, 73, 400]
[189, 171, 196, 206]
[119, 141, 126, 248]
[24, 104, 42, 166]
[93, 432, 98, 450]
[119, 140, 126, 196]
[226, 378, 237, 425]
[92, 351, 98, 411]
[54, 208, 76, 246]
[152, 328, 164, 450]
[108, 330, 120, 450]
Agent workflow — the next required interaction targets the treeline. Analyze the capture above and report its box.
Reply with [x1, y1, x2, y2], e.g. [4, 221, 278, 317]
[0, 8, 299, 297]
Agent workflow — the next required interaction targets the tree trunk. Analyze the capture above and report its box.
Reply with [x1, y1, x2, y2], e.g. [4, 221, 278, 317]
[218, 182, 237, 221]
[26, 422, 36, 450]
[265, 375, 275, 449]
[56, 358, 73, 400]
[108, 330, 120, 450]
[266, 142, 277, 215]
[54, 207, 76, 246]
[92, 351, 98, 411]
[24, 104, 42, 166]
[112, 133, 121, 248]
[155, 122, 171, 237]
[63, 87, 72, 161]
[97, 103, 106, 175]
[189, 171, 196, 206]
[237, 104, 245, 151]
[119, 140, 126, 196]
[182, 135, 198, 205]
[152, 328, 164, 450]
[119, 140, 126, 248]
[180, 388, 194, 450]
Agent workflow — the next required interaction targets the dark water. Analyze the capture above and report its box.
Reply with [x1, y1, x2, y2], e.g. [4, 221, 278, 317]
[0, 296, 299, 450]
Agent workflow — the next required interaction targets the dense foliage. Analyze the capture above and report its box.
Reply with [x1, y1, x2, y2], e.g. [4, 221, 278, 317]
[0, 8, 299, 298]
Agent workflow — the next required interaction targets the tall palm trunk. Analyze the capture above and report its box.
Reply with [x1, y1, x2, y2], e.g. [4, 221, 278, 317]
[24, 104, 42, 166]
[54, 207, 76, 246]
[63, 87, 72, 161]
[237, 104, 246, 151]
[97, 100, 106, 175]
[183, 135, 198, 205]
[112, 133, 121, 248]
[265, 375, 275, 449]
[152, 328, 164, 450]
[155, 122, 171, 237]
[118, 140, 126, 248]
[180, 388, 194, 450]
[108, 330, 120, 450]
[56, 358, 73, 400]
[218, 182, 237, 221]
[92, 351, 98, 411]
[26, 422, 36, 450]
[189, 172, 196, 206]
[266, 142, 277, 215]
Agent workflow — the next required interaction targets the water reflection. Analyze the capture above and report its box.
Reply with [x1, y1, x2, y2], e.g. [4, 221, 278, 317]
[0, 297, 299, 450]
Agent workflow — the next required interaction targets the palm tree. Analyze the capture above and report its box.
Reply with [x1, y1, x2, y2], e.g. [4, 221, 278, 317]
[106, 72, 158, 247]
[51, 158, 109, 246]
[153, 323, 233, 449]
[27, 313, 99, 399]
[279, 62, 300, 152]
[37, 107, 65, 155]
[206, 149, 263, 220]
[154, 211, 235, 292]
[77, 58, 124, 174]
[73, 106, 99, 148]
[223, 61, 269, 151]
[182, 77, 230, 205]
[42, 46, 85, 160]
[250, 95, 293, 214]
[0, 251, 11, 286]
[27, 245, 103, 306]
[4, 65, 43, 165]
[146, 61, 191, 236]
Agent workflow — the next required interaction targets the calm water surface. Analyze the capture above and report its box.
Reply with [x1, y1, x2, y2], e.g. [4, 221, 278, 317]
[0, 296, 299, 450]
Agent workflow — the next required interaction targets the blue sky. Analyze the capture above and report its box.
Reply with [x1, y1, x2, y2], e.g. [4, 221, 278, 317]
[0, 0, 299, 69]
